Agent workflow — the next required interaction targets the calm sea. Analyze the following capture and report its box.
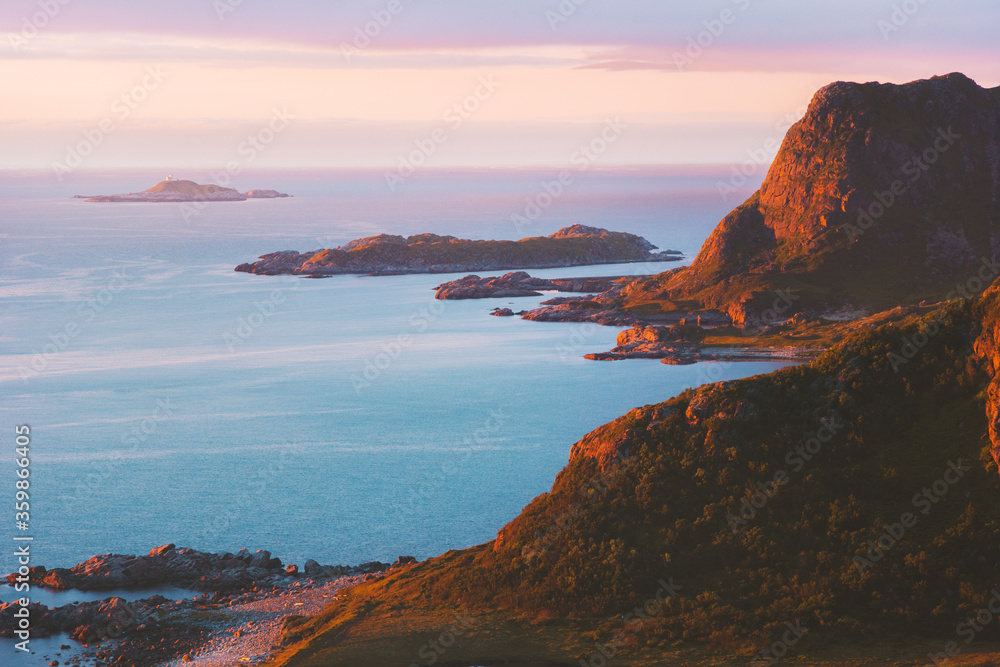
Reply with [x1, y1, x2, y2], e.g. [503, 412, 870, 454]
[0, 167, 779, 593]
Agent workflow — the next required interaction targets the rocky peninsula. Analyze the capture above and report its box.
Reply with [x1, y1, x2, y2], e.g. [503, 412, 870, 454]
[234, 224, 682, 277]
[80, 179, 290, 202]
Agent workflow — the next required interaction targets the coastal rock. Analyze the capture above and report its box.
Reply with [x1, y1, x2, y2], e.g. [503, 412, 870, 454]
[249, 550, 272, 569]
[562, 405, 677, 475]
[617, 325, 673, 346]
[3, 547, 381, 593]
[584, 324, 714, 362]
[40, 568, 79, 590]
[520, 301, 640, 327]
[435, 272, 631, 300]
[149, 544, 176, 557]
[974, 281, 1000, 471]
[236, 226, 683, 277]
[491, 308, 516, 317]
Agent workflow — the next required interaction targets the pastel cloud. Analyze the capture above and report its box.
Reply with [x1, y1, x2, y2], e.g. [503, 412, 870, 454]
[0, 0, 995, 169]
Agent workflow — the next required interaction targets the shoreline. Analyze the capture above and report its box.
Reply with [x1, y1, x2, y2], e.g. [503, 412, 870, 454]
[1, 546, 415, 665]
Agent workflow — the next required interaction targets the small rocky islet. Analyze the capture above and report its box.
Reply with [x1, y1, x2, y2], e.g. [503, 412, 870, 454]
[78, 178, 290, 202]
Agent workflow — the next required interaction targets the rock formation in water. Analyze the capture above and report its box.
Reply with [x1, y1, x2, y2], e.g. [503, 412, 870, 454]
[234, 225, 683, 277]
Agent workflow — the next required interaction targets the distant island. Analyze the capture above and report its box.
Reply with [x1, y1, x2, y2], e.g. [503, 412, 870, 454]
[77, 178, 291, 202]
[234, 224, 684, 277]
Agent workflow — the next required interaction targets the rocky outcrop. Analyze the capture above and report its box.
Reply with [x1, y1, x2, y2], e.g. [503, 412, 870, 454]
[584, 324, 704, 362]
[583, 323, 815, 364]
[617, 73, 1000, 324]
[564, 404, 683, 473]
[434, 272, 628, 299]
[974, 281, 1000, 470]
[235, 225, 683, 277]
[4, 545, 411, 593]
[83, 180, 290, 202]
[1, 544, 420, 660]
[0, 594, 168, 641]
[520, 301, 640, 327]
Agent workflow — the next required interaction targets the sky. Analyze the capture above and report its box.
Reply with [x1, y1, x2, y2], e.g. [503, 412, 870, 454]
[0, 0, 997, 172]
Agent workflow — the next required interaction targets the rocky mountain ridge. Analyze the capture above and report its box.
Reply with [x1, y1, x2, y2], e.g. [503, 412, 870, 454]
[600, 73, 1000, 326]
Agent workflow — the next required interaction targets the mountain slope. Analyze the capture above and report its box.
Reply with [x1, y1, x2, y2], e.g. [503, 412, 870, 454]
[267, 281, 1000, 666]
[621, 73, 1000, 324]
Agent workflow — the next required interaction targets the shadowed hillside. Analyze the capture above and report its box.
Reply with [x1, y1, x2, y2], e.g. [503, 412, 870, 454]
[266, 278, 1000, 666]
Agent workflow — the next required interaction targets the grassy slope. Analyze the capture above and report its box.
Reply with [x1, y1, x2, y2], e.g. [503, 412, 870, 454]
[269, 293, 1000, 665]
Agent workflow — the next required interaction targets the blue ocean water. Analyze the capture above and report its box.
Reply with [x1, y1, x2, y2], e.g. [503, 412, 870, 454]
[0, 167, 777, 591]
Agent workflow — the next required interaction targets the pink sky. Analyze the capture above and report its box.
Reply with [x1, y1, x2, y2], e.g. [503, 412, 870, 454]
[1, 0, 997, 170]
